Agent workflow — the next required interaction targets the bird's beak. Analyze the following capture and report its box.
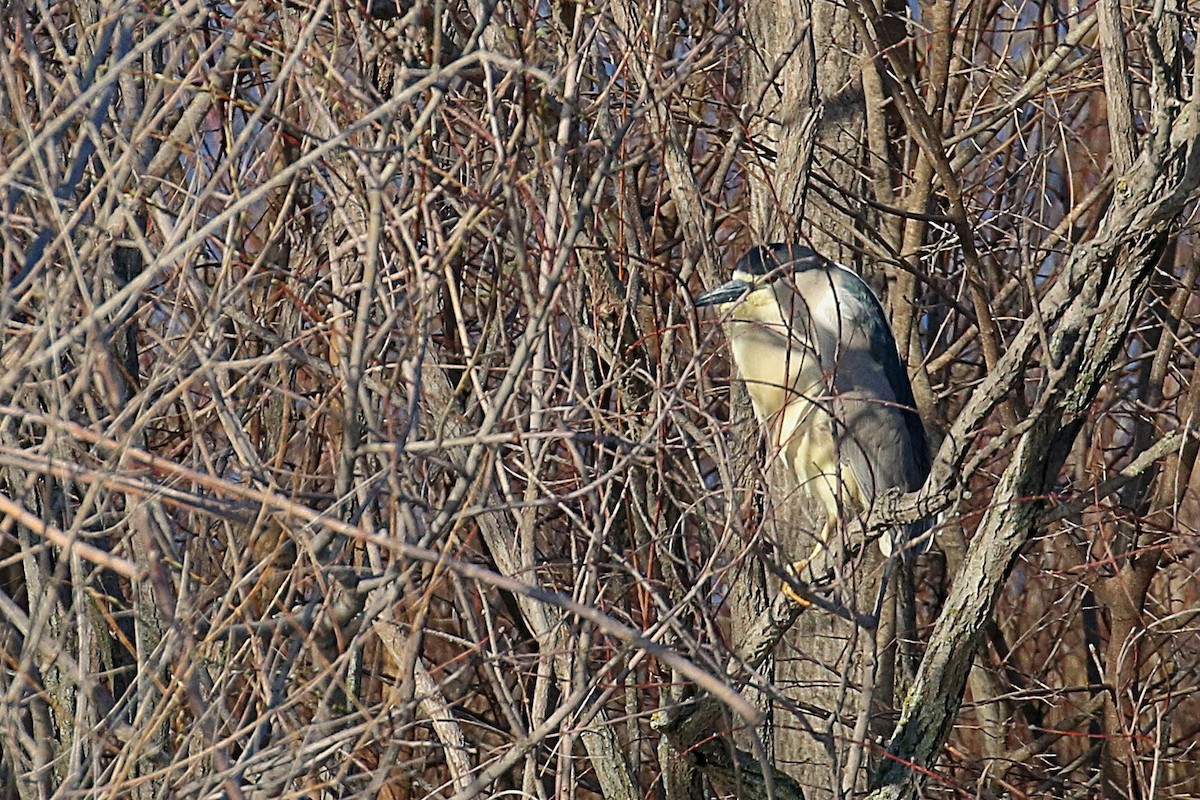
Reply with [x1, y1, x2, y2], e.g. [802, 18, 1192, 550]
[694, 279, 752, 308]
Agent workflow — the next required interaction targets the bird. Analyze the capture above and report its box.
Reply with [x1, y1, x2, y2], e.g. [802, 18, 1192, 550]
[695, 243, 932, 594]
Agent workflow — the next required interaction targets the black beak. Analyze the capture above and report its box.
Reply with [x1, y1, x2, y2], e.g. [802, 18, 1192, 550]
[694, 279, 752, 308]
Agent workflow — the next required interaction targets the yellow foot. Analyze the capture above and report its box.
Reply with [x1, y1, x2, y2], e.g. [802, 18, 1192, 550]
[781, 560, 813, 607]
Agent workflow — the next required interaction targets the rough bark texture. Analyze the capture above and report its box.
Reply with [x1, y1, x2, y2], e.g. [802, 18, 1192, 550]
[869, 17, 1200, 791]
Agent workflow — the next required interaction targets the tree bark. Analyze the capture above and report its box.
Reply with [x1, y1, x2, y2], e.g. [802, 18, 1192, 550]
[738, 2, 898, 796]
[868, 22, 1200, 789]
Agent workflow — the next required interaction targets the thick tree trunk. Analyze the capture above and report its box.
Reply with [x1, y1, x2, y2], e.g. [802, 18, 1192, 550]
[736, 3, 897, 796]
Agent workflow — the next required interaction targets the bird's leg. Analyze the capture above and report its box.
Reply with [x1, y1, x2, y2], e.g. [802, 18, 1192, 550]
[781, 563, 812, 607]
[781, 515, 836, 606]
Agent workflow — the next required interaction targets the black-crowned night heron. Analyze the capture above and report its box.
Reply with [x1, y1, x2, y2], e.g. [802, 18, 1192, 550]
[695, 243, 932, 587]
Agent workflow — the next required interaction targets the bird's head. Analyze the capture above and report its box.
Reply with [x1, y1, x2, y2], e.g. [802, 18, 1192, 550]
[694, 243, 825, 314]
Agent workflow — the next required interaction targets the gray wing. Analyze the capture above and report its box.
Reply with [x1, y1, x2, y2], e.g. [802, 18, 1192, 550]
[834, 386, 932, 554]
[818, 270, 932, 542]
[771, 260, 932, 544]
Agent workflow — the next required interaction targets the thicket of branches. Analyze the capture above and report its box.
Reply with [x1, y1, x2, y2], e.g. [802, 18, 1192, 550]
[0, 1, 1197, 799]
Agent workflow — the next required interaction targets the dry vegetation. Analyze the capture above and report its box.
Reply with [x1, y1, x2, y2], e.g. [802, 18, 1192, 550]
[0, 1, 1197, 799]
